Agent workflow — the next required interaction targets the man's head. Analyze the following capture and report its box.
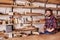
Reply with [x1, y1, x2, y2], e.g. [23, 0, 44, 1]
[45, 9, 53, 17]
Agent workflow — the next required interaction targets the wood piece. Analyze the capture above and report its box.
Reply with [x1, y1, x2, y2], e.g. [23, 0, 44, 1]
[48, 0, 60, 4]
[21, 12, 44, 16]
[34, 0, 47, 3]
[0, 0, 13, 5]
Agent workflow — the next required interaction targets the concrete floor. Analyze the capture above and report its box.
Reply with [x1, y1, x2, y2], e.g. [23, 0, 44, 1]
[5, 32, 60, 40]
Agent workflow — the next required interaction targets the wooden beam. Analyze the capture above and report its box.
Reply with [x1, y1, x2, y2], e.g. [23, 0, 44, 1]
[0, 4, 13, 7]
[47, 0, 60, 4]
[0, 0, 13, 5]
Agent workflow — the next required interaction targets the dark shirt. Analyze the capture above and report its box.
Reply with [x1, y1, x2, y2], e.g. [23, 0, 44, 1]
[45, 15, 57, 28]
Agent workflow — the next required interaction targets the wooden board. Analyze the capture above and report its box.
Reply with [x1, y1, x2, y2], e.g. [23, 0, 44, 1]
[0, 0, 13, 5]
[34, 0, 47, 3]
[34, 0, 60, 4]
[48, 0, 60, 4]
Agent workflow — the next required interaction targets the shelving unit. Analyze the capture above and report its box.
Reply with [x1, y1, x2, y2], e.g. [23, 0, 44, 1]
[0, 0, 59, 26]
[0, 0, 60, 38]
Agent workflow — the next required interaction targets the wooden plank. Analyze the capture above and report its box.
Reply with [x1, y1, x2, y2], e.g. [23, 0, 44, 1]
[13, 12, 44, 16]
[27, 0, 35, 2]
[33, 0, 60, 4]
[0, 0, 13, 5]
[48, 0, 60, 4]
[34, 0, 47, 3]
[0, 4, 13, 7]
[0, 4, 45, 9]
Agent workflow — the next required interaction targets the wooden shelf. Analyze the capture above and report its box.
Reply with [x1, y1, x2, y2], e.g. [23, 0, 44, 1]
[30, 0, 60, 4]
[13, 12, 44, 16]
[0, 0, 13, 5]
[46, 7, 60, 11]
[33, 0, 47, 3]
[0, 14, 12, 16]
[47, 0, 60, 4]
[21, 13, 44, 16]
[0, 4, 60, 11]
[13, 5, 45, 9]
[14, 26, 36, 31]
[0, 4, 45, 9]
[0, 4, 13, 7]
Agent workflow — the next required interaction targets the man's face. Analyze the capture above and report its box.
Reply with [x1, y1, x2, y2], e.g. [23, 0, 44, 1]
[45, 11, 51, 16]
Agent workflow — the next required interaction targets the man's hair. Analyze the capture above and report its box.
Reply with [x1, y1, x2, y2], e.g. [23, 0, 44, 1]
[45, 8, 53, 16]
